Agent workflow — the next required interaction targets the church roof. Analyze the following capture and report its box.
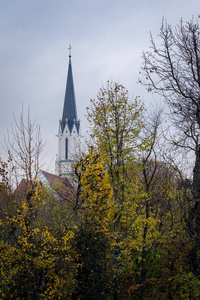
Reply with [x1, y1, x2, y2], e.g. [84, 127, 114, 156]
[61, 53, 80, 134]
[41, 170, 75, 200]
[15, 170, 75, 201]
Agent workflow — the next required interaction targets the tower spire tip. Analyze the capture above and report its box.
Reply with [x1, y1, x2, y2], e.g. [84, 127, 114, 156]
[68, 44, 72, 57]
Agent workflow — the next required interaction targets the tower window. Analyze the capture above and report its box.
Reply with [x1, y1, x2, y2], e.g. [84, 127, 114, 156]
[65, 138, 68, 159]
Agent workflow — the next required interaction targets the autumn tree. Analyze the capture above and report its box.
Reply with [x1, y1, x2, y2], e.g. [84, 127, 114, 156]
[118, 107, 190, 299]
[135, 108, 163, 299]
[73, 149, 113, 299]
[87, 81, 146, 232]
[141, 17, 200, 252]
[87, 82, 150, 299]
[0, 158, 75, 299]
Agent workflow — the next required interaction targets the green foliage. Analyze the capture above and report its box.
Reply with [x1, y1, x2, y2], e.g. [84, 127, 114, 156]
[87, 81, 145, 160]
[87, 81, 147, 209]
[1, 80, 200, 299]
[73, 149, 114, 299]
[0, 159, 75, 299]
[73, 227, 112, 300]
[145, 239, 200, 300]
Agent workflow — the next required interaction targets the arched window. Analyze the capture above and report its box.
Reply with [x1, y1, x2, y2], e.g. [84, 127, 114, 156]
[66, 138, 68, 159]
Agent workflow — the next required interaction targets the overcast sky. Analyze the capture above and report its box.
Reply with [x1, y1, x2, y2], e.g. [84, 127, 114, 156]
[0, 0, 199, 173]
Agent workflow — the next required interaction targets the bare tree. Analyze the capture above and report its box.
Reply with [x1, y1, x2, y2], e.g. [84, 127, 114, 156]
[4, 107, 45, 185]
[141, 17, 200, 248]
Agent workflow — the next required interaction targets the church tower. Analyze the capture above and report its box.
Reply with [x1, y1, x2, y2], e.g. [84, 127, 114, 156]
[55, 46, 80, 176]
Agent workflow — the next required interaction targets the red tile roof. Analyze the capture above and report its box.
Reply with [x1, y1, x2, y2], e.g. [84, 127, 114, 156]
[15, 171, 75, 202]
[15, 179, 37, 198]
[41, 170, 75, 200]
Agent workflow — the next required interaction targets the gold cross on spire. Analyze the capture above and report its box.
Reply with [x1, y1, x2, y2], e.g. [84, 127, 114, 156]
[68, 44, 72, 57]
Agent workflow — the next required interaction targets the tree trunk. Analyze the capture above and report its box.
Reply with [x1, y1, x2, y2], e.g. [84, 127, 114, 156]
[192, 146, 200, 248]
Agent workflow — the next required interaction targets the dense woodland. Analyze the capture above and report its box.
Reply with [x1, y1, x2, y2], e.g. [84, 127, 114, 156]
[1, 18, 200, 299]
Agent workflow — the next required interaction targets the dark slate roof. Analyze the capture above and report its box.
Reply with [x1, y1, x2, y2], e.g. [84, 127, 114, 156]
[61, 56, 80, 134]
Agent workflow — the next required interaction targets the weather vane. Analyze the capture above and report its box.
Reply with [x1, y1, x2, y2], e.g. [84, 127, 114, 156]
[68, 44, 72, 57]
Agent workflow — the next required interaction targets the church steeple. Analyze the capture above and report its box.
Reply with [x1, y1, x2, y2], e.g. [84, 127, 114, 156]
[61, 45, 80, 134]
[55, 45, 81, 177]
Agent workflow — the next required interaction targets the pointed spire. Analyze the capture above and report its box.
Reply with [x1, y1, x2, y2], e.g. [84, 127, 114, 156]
[68, 44, 72, 57]
[61, 45, 80, 134]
